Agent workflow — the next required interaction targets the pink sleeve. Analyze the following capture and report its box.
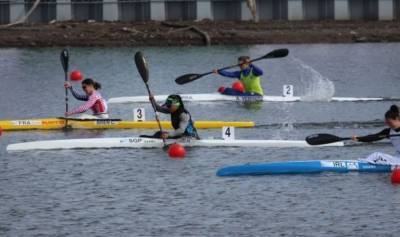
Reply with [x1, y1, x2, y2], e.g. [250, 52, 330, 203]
[69, 94, 98, 115]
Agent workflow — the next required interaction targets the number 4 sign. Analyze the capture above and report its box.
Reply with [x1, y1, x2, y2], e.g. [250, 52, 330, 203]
[133, 108, 145, 122]
[222, 126, 235, 140]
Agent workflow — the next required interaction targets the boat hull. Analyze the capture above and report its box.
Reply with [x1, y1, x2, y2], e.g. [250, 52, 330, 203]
[6, 137, 344, 151]
[0, 118, 254, 131]
[107, 93, 394, 104]
[217, 160, 393, 176]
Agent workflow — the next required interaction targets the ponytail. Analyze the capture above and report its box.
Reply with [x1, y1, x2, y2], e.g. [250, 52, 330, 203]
[385, 105, 400, 120]
[93, 81, 101, 90]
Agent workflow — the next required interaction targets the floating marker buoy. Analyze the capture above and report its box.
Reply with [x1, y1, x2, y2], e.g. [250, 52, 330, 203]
[168, 143, 186, 159]
[232, 81, 244, 93]
[70, 70, 83, 81]
[391, 167, 400, 184]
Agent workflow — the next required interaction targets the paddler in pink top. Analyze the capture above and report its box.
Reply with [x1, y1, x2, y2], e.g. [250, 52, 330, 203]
[64, 78, 109, 119]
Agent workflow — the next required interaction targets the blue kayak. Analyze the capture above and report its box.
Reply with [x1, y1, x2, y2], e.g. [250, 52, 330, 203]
[216, 160, 393, 177]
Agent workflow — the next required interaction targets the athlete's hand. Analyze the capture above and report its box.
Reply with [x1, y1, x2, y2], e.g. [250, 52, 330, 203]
[212, 69, 219, 74]
[161, 132, 168, 139]
[64, 82, 72, 88]
[351, 135, 358, 141]
[149, 93, 155, 101]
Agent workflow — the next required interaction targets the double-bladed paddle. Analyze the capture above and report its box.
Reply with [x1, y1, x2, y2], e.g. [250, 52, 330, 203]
[134, 51, 167, 148]
[175, 48, 289, 85]
[60, 49, 70, 130]
[306, 133, 400, 145]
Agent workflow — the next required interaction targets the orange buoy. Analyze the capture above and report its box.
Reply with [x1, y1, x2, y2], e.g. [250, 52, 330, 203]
[70, 70, 83, 81]
[232, 81, 244, 93]
[391, 167, 400, 184]
[168, 143, 186, 159]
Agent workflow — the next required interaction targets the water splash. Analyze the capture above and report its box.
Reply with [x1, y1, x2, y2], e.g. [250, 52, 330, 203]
[291, 57, 335, 101]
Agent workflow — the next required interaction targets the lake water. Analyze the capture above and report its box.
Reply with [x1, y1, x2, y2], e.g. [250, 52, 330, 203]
[1, 44, 400, 236]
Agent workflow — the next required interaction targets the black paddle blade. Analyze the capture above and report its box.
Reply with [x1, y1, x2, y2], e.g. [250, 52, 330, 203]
[134, 51, 149, 83]
[263, 48, 289, 59]
[306, 133, 344, 145]
[175, 73, 201, 85]
[60, 49, 69, 73]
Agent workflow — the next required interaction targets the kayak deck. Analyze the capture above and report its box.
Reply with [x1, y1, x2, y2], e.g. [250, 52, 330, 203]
[107, 93, 397, 104]
[6, 137, 344, 151]
[217, 160, 393, 176]
[0, 118, 254, 131]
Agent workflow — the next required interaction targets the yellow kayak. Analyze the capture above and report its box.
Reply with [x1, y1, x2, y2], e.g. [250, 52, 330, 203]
[0, 118, 255, 131]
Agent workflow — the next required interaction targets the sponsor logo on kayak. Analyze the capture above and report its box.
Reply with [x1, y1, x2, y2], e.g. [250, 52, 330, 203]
[180, 95, 194, 100]
[321, 161, 359, 170]
[12, 120, 42, 126]
[235, 96, 263, 102]
[128, 138, 142, 143]
[119, 138, 143, 143]
[95, 120, 116, 125]
[346, 162, 359, 170]
[42, 120, 64, 125]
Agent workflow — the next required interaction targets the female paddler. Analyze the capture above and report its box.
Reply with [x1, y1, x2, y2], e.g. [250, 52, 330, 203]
[142, 94, 199, 140]
[64, 78, 109, 119]
[213, 55, 264, 96]
[353, 105, 400, 165]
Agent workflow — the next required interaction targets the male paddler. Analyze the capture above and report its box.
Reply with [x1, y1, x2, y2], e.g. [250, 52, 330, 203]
[213, 56, 264, 96]
[141, 94, 199, 140]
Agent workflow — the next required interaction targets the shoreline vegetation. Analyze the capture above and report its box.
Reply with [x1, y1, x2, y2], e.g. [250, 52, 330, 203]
[0, 20, 399, 47]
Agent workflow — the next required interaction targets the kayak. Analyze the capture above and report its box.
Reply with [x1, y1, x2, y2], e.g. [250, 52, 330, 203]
[6, 137, 344, 151]
[216, 160, 393, 176]
[107, 93, 399, 104]
[0, 118, 254, 131]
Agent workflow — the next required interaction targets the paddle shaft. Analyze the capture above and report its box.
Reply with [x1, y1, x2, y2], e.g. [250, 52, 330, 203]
[175, 48, 289, 85]
[145, 83, 166, 145]
[200, 55, 266, 78]
[307, 133, 400, 146]
[60, 49, 69, 129]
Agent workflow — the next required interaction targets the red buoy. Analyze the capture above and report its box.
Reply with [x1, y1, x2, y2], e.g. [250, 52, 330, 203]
[391, 167, 400, 184]
[168, 143, 186, 159]
[218, 86, 225, 93]
[70, 70, 83, 81]
[232, 81, 244, 93]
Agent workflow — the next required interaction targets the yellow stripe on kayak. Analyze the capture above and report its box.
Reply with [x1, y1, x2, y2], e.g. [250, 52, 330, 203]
[0, 118, 255, 131]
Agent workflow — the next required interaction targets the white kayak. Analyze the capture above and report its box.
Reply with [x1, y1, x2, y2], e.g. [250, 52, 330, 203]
[107, 93, 395, 104]
[6, 137, 344, 151]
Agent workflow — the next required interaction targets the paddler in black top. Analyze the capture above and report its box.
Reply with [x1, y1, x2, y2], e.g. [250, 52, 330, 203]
[352, 105, 400, 165]
[143, 94, 199, 140]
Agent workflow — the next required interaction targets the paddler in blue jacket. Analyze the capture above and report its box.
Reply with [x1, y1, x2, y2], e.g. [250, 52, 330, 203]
[352, 105, 400, 165]
[213, 56, 264, 96]
[141, 94, 199, 140]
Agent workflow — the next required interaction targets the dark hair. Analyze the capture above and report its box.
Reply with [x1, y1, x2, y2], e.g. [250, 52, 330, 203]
[82, 78, 101, 90]
[238, 56, 250, 62]
[385, 105, 399, 120]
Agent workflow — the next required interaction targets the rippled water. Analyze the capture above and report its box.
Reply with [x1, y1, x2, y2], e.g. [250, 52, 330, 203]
[1, 44, 400, 236]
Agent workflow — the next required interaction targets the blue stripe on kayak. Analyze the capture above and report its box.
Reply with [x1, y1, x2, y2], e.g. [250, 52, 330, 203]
[216, 160, 393, 177]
